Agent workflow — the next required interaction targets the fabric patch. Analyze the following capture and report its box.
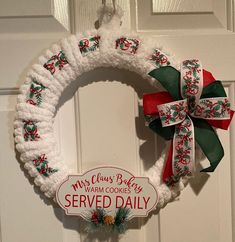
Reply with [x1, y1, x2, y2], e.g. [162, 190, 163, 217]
[149, 49, 171, 68]
[78, 35, 100, 56]
[115, 37, 140, 54]
[43, 51, 68, 75]
[26, 80, 46, 106]
[33, 154, 58, 177]
[23, 120, 40, 141]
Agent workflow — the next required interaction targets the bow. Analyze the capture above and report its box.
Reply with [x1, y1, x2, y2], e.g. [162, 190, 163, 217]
[143, 60, 234, 186]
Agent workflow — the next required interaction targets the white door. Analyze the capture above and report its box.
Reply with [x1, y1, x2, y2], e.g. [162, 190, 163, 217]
[0, 0, 235, 242]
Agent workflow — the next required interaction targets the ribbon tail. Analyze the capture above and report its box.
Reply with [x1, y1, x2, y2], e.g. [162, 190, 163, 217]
[172, 116, 195, 178]
[163, 116, 195, 186]
[148, 66, 181, 100]
[162, 141, 174, 185]
[193, 118, 224, 172]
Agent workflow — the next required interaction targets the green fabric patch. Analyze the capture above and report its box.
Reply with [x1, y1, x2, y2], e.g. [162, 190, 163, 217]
[193, 118, 224, 172]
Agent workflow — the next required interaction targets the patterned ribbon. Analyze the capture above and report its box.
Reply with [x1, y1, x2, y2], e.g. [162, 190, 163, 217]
[79, 39, 90, 51]
[157, 60, 230, 179]
[143, 60, 234, 185]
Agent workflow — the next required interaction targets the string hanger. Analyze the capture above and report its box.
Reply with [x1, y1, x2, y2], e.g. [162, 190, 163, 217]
[102, 0, 117, 13]
[98, 0, 123, 29]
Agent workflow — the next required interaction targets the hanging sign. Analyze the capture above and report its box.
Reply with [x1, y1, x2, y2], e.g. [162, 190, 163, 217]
[56, 166, 158, 219]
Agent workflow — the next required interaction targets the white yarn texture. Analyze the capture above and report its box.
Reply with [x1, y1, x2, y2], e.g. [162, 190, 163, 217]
[14, 27, 189, 208]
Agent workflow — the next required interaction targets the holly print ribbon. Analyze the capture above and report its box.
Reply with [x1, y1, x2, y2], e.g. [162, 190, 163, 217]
[143, 60, 234, 185]
[115, 37, 140, 54]
[78, 36, 101, 56]
[158, 99, 188, 127]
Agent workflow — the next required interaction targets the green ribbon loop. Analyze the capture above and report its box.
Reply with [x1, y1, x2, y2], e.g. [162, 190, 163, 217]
[192, 118, 224, 172]
[149, 67, 181, 100]
[201, 81, 227, 98]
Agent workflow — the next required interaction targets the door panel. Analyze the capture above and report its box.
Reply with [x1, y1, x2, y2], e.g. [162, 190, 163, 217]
[0, 0, 234, 242]
[138, 0, 229, 31]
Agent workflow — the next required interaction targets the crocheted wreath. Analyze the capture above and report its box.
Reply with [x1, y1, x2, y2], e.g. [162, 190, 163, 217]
[14, 25, 234, 209]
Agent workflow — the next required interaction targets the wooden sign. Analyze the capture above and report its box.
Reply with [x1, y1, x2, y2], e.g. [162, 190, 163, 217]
[56, 166, 158, 219]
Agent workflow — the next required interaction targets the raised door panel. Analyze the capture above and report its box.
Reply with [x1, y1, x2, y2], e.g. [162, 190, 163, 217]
[152, 0, 213, 13]
[0, 90, 80, 242]
[136, 0, 232, 32]
[0, 0, 53, 16]
[0, 0, 70, 89]
[0, 0, 75, 238]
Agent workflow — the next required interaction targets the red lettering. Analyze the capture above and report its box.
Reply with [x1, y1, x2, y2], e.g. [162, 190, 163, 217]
[65, 194, 71, 207]
[96, 195, 102, 208]
[116, 174, 123, 185]
[91, 174, 97, 184]
[125, 196, 133, 209]
[103, 195, 111, 208]
[71, 183, 79, 191]
[79, 195, 86, 207]
[72, 195, 78, 207]
[72, 179, 90, 191]
[143, 197, 150, 209]
[87, 195, 95, 207]
[126, 177, 135, 187]
[137, 197, 143, 209]
[116, 196, 124, 208]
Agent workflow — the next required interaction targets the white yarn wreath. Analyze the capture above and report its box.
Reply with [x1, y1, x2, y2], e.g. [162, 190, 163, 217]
[14, 8, 189, 209]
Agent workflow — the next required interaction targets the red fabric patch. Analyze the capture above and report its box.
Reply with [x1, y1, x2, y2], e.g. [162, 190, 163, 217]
[203, 69, 215, 87]
[162, 141, 174, 183]
[143, 92, 173, 116]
